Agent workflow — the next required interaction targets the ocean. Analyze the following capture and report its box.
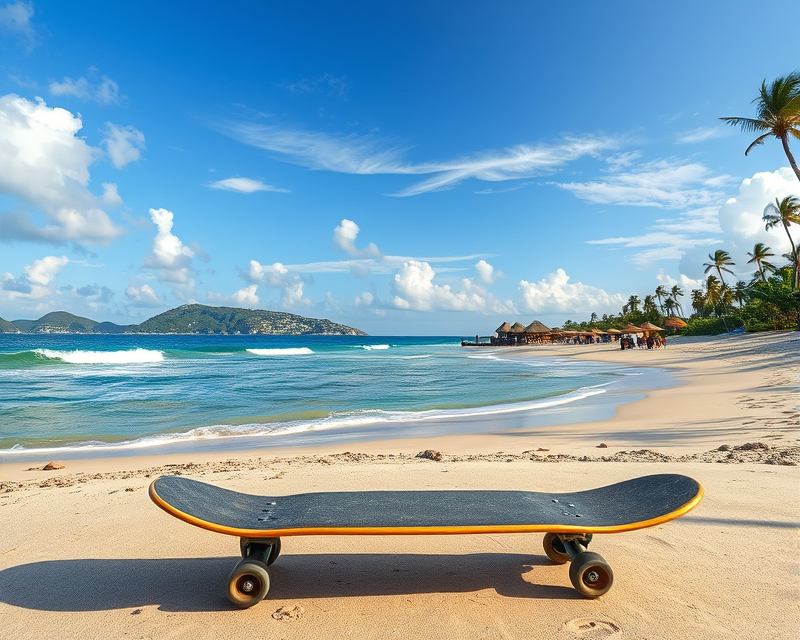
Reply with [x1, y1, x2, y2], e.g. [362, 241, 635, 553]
[0, 334, 673, 460]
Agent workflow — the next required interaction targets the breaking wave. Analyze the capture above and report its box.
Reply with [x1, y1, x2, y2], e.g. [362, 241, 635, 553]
[246, 347, 314, 356]
[33, 348, 164, 364]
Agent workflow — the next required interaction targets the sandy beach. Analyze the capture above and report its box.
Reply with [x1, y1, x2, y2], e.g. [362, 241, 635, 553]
[1, 332, 798, 639]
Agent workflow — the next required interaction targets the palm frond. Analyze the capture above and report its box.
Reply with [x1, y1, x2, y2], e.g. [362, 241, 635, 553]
[745, 132, 772, 155]
[719, 116, 769, 133]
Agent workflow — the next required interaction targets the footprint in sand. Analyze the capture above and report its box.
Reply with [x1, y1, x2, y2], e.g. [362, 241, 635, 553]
[564, 616, 622, 638]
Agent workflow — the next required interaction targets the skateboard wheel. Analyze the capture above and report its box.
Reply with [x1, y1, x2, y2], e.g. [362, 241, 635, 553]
[568, 551, 613, 598]
[227, 560, 270, 608]
[542, 533, 570, 565]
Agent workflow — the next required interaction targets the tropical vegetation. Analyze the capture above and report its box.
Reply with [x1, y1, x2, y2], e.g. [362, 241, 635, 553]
[562, 73, 800, 336]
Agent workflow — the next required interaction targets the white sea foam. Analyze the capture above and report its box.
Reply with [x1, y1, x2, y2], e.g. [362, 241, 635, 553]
[34, 348, 164, 364]
[362, 344, 389, 350]
[1, 386, 606, 455]
[246, 347, 313, 356]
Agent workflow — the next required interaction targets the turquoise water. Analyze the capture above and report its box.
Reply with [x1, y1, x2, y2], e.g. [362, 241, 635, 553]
[0, 334, 671, 458]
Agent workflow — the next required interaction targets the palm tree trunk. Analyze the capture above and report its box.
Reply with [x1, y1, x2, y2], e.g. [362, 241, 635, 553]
[781, 135, 800, 183]
[781, 219, 799, 289]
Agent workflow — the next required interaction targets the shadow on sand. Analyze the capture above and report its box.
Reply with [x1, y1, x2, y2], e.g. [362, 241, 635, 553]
[0, 552, 578, 612]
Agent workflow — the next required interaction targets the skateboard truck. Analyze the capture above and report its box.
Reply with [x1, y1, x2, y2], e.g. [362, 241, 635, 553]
[542, 532, 613, 597]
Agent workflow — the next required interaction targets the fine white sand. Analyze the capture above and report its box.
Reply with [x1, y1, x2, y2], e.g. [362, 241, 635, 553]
[0, 331, 798, 639]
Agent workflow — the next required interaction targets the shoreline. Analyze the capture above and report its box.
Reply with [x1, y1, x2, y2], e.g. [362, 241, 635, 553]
[1, 331, 797, 480]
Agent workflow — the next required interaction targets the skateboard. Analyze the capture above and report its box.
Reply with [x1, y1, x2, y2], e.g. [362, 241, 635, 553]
[149, 473, 702, 607]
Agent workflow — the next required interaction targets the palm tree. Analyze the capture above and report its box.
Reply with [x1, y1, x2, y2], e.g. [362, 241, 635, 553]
[664, 297, 678, 316]
[626, 295, 641, 315]
[703, 249, 736, 286]
[670, 285, 684, 316]
[643, 295, 658, 316]
[763, 195, 800, 289]
[746, 242, 777, 283]
[720, 72, 800, 182]
[733, 281, 748, 308]
[654, 285, 668, 314]
[690, 289, 706, 317]
[706, 276, 722, 316]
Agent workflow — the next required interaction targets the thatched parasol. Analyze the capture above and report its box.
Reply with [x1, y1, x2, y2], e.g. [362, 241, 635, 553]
[524, 320, 552, 333]
[664, 317, 687, 328]
[495, 322, 512, 334]
[509, 322, 527, 334]
[639, 321, 664, 331]
[621, 324, 644, 333]
[607, 328, 622, 334]
[591, 327, 607, 334]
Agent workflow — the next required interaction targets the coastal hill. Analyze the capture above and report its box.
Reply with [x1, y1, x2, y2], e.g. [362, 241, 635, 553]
[130, 304, 366, 335]
[0, 316, 19, 333]
[2, 304, 366, 335]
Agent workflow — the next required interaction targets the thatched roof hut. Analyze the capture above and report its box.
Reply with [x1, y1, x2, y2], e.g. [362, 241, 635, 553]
[524, 320, 551, 334]
[495, 322, 512, 334]
[639, 321, 664, 332]
[664, 317, 687, 328]
[621, 324, 644, 333]
[509, 322, 527, 334]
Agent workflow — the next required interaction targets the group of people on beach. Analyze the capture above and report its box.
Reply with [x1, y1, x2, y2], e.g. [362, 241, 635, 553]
[620, 335, 666, 350]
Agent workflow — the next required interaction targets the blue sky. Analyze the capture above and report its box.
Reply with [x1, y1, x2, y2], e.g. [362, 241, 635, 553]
[0, 1, 798, 334]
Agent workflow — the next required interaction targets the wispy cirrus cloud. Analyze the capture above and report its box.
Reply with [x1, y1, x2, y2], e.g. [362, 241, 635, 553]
[217, 120, 617, 196]
[675, 126, 731, 145]
[207, 177, 289, 194]
[558, 158, 731, 209]
[50, 75, 122, 105]
[280, 73, 351, 98]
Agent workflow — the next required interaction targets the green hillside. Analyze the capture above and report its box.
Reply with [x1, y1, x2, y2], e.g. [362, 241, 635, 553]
[131, 304, 366, 335]
[0, 316, 20, 333]
[12, 311, 98, 333]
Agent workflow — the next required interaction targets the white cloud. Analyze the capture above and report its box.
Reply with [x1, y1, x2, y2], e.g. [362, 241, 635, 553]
[25, 255, 68, 285]
[1, 255, 67, 301]
[558, 158, 730, 209]
[207, 177, 289, 194]
[333, 219, 381, 257]
[245, 260, 310, 307]
[207, 284, 260, 306]
[475, 259, 502, 284]
[0, 1, 34, 43]
[125, 284, 162, 307]
[676, 126, 731, 145]
[102, 123, 145, 168]
[49, 75, 121, 105]
[391, 260, 513, 313]
[0, 94, 124, 245]
[221, 120, 616, 196]
[518, 269, 626, 315]
[355, 291, 374, 306]
[717, 167, 798, 258]
[144, 208, 196, 296]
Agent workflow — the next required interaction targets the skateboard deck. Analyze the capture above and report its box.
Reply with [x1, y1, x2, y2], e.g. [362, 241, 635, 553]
[150, 473, 702, 606]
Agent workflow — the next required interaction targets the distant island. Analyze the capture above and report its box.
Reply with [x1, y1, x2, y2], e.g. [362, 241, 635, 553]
[0, 304, 367, 336]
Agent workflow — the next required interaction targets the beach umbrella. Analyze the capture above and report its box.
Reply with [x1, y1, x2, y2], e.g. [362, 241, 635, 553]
[639, 321, 664, 331]
[621, 324, 644, 333]
[607, 328, 622, 334]
[664, 317, 687, 328]
[524, 320, 552, 333]
[591, 328, 607, 334]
